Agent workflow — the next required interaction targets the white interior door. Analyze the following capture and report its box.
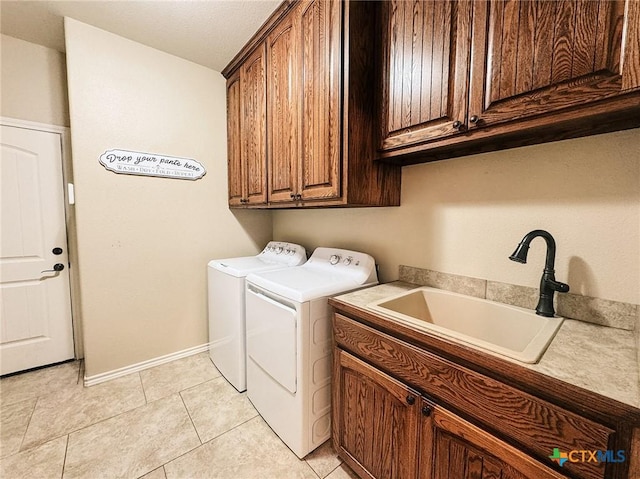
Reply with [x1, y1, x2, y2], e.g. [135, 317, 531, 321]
[1, 124, 74, 375]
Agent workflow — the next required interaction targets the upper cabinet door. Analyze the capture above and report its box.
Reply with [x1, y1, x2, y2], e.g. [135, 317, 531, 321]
[227, 72, 244, 206]
[379, 0, 473, 151]
[267, 12, 300, 204]
[298, 0, 342, 201]
[468, 0, 640, 129]
[241, 45, 268, 205]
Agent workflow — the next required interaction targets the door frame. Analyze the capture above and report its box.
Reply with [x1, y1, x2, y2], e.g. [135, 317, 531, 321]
[1, 116, 83, 360]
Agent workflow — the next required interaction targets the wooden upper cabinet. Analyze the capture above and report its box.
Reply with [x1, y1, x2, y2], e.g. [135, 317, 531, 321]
[267, 12, 299, 204]
[379, 0, 473, 151]
[377, 0, 640, 163]
[226, 71, 244, 206]
[224, 0, 401, 208]
[267, 0, 342, 203]
[298, 0, 341, 201]
[240, 45, 267, 205]
[468, 0, 640, 129]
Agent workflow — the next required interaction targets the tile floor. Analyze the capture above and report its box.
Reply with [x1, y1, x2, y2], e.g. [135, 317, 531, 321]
[0, 353, 358, 479]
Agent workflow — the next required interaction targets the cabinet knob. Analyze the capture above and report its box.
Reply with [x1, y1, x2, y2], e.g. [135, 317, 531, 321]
[452, 120, 463, 131]
[406, 395, 416, 405]
[290, 193, 296, 199]
[295, 194, 302, 200]
[422, 405, 433, 417]
[469, 115, 480, 124]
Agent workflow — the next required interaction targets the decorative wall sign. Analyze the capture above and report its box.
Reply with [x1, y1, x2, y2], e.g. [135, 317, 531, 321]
[99, 149, 206, 180]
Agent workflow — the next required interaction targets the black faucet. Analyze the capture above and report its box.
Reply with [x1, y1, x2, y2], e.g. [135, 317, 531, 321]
[509, 230, 570, 317]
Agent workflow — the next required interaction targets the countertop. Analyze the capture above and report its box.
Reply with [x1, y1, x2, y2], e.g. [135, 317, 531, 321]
[333, 281, 640, 410]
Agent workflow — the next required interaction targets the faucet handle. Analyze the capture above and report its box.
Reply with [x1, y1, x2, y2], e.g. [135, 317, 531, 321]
[548, 279, 570, 293]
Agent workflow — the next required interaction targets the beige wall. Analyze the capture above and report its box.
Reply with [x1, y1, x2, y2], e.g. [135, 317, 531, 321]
[274, 129, 640, 305]
[64, 18, 272, 377]
[1, 34, 70, 126]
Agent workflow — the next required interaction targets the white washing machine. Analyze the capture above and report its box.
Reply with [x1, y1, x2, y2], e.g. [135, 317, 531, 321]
[208, 242, 306, 392]
[245, 247, 378, 458]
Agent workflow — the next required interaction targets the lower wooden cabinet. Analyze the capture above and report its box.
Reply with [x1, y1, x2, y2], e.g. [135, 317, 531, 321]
[424, 399, 565, 479]
[334, 349, 419, 479]
[333, 349, 566, 479]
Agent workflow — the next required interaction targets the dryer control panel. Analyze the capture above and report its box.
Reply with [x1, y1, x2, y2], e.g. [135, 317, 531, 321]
[306, 247, 378, 285]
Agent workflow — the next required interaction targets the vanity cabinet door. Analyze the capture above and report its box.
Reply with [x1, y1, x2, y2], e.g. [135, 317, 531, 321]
[468, 0, 640, 130]
[333, 349, 419, 479]
[379, 0, 472, 151]
[422, 399, 567, 479]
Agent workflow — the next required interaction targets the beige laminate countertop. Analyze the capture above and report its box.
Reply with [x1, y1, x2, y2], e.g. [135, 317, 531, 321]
[333, 281, 640, 410]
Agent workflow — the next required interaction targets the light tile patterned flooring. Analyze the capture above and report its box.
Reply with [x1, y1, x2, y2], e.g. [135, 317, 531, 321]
[0, 353, 357, 479]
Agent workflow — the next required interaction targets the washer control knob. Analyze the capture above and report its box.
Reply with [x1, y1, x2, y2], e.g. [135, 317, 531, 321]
[329, 254, 341, 265]
[344, 256, 353, 265]
[276, 246, 283, 254]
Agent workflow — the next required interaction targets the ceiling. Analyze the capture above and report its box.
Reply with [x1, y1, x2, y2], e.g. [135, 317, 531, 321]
[0, 0, 280, 72]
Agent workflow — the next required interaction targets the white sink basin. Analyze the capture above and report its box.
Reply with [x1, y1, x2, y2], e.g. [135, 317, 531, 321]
[367, 287, 563, 363]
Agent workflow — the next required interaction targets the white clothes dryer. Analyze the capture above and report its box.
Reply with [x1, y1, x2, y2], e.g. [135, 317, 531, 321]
[245, 247, 378, 458]
[207, 242, 306, 392]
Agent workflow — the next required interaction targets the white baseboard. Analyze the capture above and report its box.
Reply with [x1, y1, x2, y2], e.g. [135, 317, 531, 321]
[84, 343, 209, 387]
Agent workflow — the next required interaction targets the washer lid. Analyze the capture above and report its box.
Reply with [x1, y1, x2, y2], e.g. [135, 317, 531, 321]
[209, 256, 284, 278]
[208, 241, 307, 278]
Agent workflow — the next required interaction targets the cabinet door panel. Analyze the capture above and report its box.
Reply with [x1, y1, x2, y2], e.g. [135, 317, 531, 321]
[299, 0, 341, 201]
[334, 350, 419, 479]
[227, 72, 244, 206]
[241, 45, 267, 204]
[267, 13, 299, 203]
[469, 0, 637, 128]
[380, 0, 472, 150]
[424, 402, 566, 479]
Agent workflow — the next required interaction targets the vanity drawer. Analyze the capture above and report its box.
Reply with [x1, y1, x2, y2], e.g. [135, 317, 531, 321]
[334, 313, 615, 479]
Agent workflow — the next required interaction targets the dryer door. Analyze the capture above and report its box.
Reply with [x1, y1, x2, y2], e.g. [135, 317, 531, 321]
[246, 286, 298, 393]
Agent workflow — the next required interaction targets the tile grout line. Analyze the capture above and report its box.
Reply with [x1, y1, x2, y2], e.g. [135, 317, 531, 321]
[178, 376, 224, 397]
[158, 414, 262, 471]
[178, 392, 203, 445]
[60, 434, 70, 479]
[321, 462, 343, 479]
[308, 465, 322, 479]
[17, 395, 40, 453]
[58, 392, 195, 479]
[137, 372, 149, 404]
[25, 388, 157, 453]
[18, 373, 148, 451]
